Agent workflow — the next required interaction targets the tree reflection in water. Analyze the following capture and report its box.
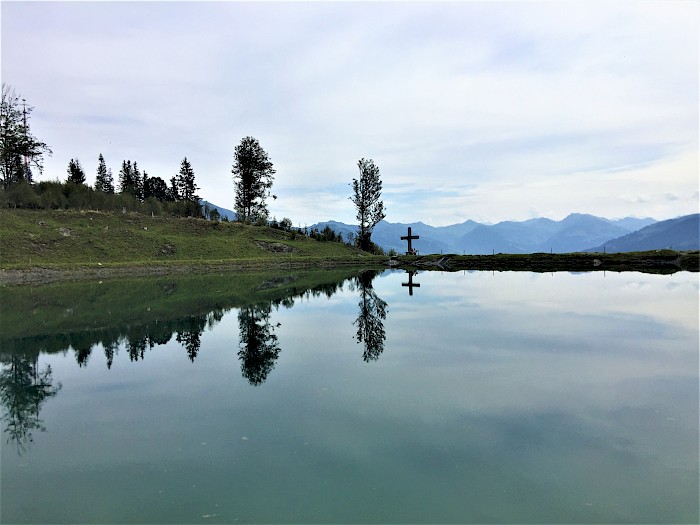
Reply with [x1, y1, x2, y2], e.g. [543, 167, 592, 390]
[176, 315, 209, 362]
[353, 270, 388, 362]
[0, 353, 61, 454]
[0, 271, 394, 451]
[237, 304, 281, 386]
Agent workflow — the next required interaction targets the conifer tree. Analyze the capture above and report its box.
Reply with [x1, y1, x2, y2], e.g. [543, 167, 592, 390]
[132, 162, 143, 201]
[118, 160, 140, 198]
[167, 175, 180, 201]
[176, 157, 198, 202]
[66, 158, 86, 184]
[94, 153, 114, 193]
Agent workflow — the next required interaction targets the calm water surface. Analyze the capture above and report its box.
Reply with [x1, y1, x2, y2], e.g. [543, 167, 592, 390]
[1, 270, 698, 524]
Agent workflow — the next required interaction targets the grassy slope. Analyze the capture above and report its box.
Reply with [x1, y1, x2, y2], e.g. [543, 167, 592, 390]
[3, 209, 696, 278]
[0, 209, 369, 267]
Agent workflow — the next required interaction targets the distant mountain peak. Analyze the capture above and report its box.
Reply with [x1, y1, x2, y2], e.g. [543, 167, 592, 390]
[303, 213, 673, 255]
[585, 213, 698, 252]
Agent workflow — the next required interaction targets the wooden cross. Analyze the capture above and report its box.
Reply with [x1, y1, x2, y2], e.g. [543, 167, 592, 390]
[402, 270, 421, 296]
[401, 227, 419, 255]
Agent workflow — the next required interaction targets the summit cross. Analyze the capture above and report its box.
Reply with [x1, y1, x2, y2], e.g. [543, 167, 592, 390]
[401, 227, 419, 255]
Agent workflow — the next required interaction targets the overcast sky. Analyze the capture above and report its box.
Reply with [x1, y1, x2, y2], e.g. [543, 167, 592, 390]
[2, 1, 698, 226]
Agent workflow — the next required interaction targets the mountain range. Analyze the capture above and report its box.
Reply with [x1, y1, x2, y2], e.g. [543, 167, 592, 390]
[201, 200, 697, 254]
[310, 214, 698, 254]
[585, 214, 699, 253]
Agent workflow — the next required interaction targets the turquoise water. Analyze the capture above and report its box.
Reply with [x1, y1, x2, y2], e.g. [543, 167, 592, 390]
[1, 270, 698, 523]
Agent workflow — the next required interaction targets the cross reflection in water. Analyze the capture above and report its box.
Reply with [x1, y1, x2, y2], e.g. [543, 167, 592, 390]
[402, 270, 421, 296]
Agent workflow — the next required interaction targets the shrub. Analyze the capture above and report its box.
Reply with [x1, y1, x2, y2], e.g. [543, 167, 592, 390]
[5, 180, 40, 209]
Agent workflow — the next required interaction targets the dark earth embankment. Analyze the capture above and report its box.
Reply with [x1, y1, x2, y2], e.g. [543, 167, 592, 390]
[393, 250, 699, 274]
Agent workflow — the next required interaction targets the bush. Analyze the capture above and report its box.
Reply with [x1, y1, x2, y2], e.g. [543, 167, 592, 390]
[143, 197, 163, 217]
[280, 217, 293, 231]
[64, 182, 94, 210]
[361, 240, 385, 255]
[5, 180, 40, 209]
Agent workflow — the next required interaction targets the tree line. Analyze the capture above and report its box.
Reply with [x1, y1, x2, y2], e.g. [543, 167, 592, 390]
[1, 82, 387, 252]
[2, 156, 204, 218]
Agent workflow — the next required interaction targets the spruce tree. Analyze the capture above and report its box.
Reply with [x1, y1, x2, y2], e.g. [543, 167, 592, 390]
[132, 162, 143, 201]
[167, 175, 179, 201]
[118, 160, 139, 197]
[94, 153, 114, 193]
[176, 157, 198, 202]
[66, 158, 86, 184]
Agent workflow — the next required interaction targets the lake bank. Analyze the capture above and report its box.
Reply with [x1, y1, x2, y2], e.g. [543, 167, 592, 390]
[3, 249, 697, 286]
[2, 210, 697, 285]
[394, 250, 699, 274]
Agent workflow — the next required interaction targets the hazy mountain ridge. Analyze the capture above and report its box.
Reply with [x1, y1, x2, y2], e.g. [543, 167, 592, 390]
[199, 201, 684, 254]
[585, 214, 699, 252]
[311, 214, 664, 254]
[200, 200, 237, 221]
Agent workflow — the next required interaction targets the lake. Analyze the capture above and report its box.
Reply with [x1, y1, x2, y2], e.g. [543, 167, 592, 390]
[1, 269, 698, 524]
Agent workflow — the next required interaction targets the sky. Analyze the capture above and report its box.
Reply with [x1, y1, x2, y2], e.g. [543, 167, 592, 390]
[1, 0, 698, 226]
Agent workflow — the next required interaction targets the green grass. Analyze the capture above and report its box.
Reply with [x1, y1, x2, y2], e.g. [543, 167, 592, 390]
[0, 208, 374, 268]
[3, 209, 695, 279]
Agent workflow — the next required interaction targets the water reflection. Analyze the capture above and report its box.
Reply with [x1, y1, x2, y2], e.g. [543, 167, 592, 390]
[0, 352, 61, 454]
[1, 270, 697, 523]
[353, 270, 388, 361]
[0, 270, 390, 450]
[58, 311, 227, 368]
[401, 270, 421, 296]
[0, 274, 361, 369]
[238, 304, 281, 386]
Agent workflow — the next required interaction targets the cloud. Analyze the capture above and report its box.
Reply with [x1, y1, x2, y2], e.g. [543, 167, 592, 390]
[621, 194, 652, 204]
[2, 1, 697, 224]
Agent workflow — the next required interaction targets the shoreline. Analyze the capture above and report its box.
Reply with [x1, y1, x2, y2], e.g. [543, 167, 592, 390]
[2, 250, 697, 286]
[392, 250, 699, 274]
[0, 257, 385, 286]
